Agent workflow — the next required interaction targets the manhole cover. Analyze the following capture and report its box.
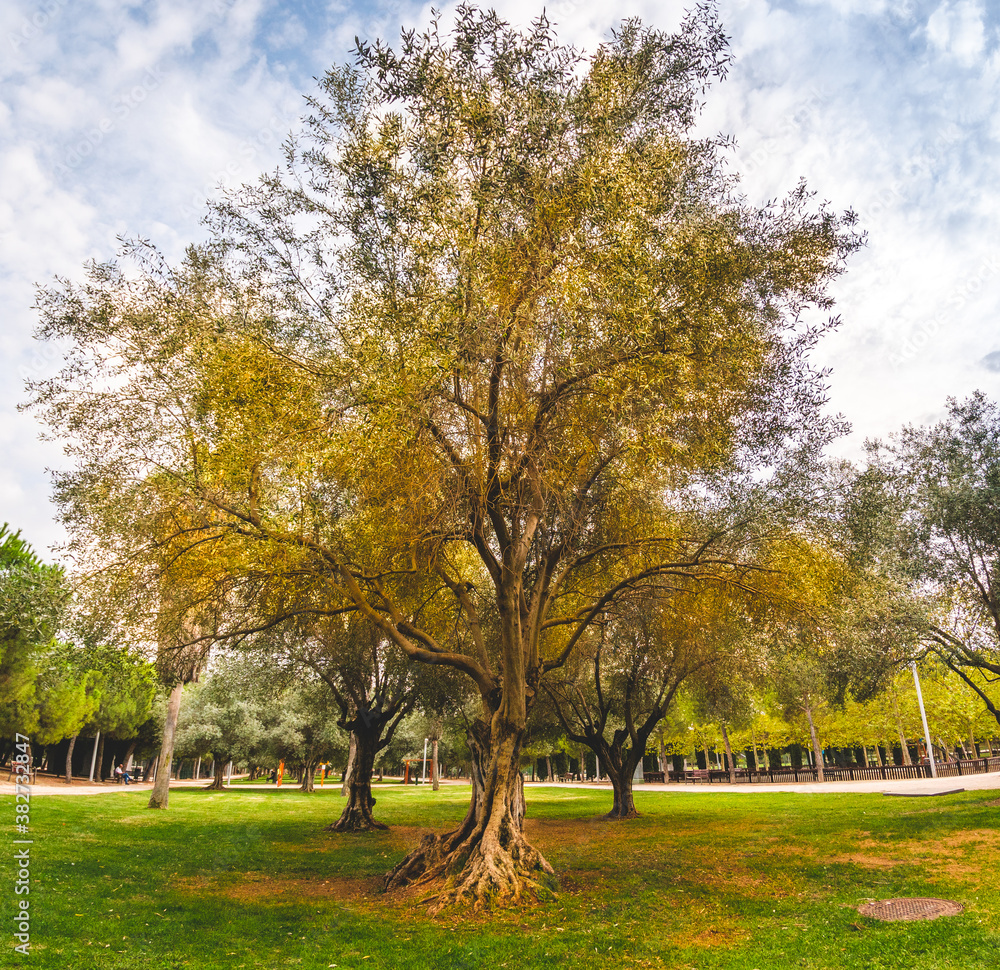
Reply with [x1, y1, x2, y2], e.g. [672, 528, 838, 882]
[858, 898, 964, 922]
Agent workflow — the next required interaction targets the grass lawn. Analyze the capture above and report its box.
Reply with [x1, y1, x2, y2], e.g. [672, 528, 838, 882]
[3, 783, 999, 969]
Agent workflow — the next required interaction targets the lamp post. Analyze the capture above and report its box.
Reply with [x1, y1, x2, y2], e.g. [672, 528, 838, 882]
[88, 732, 100, 782]
[911, 662, 938, 779]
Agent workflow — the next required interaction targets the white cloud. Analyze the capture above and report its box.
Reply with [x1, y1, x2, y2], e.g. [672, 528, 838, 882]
[113, 2, 199, 75]
[926, 0, 987, 65]
[16, 76, 94, 132]
[0, 144, 96, 277]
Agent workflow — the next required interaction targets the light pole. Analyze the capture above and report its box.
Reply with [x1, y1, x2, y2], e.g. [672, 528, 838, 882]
[911, 662, 938, 779]
[88, 732, 100, 782]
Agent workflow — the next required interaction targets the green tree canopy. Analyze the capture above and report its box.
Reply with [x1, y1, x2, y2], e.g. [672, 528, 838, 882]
[174, 655, 268, 790]
[868, 392, 1000, 725]
[0, 523, 69, 740]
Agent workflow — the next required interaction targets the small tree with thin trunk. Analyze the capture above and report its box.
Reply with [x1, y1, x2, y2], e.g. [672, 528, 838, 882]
[689, 665, 759, 784]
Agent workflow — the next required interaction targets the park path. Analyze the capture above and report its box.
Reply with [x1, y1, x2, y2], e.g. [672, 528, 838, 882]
[3, 773, 999, 797]
[0, 777, 210, 796]
[538, 773, 1000, 796]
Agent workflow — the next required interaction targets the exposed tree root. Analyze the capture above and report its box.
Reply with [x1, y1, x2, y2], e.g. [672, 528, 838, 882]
[326, 787, 387, 832]
[603, 806, 640, 820]
[385, 827, 555, 913]
[384, 764, 554, 912]
[325, 809, 389, 833]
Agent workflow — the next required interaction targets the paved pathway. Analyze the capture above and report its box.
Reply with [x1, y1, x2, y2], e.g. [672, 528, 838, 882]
[0, 778, 211, 796]
[537, 773, 1000, 796]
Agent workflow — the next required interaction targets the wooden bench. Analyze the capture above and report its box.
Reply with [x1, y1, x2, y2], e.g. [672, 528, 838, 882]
[642, 771, 665, 783]
[684, 769, 711, 784]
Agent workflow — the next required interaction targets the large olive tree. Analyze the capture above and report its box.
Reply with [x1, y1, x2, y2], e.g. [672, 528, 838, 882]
[28, 6, 859, 907]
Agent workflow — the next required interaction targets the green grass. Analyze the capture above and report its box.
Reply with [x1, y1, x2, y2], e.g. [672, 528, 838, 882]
[3, 783, 999, 969]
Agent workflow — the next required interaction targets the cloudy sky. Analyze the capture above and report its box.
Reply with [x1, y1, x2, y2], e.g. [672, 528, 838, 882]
[2, 0, 999, 557]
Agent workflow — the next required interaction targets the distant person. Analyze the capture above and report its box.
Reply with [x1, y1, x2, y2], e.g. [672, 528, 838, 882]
[114, 763, 123, 784]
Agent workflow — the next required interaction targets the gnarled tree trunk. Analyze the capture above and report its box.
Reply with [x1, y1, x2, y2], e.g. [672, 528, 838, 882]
[206, 757, 227, 790]
[327, 727, 386, 832]
[384, 715, 552, 911]
[300, 762, 315, 792]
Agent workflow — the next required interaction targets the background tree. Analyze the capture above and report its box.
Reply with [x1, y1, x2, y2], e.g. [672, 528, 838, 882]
[750, 484, 918, 775]
[0, 530, 124, 783]
[523, 695, 568, 782]
[689, 665, 757, 783]
[769, 646, 834, 779]
[174, 656, 267, 790]
[544, 580, 755, 818]
[267, 682, 348, 793]
[33, 642, 102, 781]
[919, 661, 999, 758]
[238, 614, 425, 830]
[0, 524, 68, 751]
[869, 393, 1000, 726]
[72, 631, 156, 781]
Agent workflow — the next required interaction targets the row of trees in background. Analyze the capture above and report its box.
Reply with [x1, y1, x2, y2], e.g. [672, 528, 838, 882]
[647, 661, 1000, 771]
[144, 638, 999, 828]
[0, 524, 156, 780]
